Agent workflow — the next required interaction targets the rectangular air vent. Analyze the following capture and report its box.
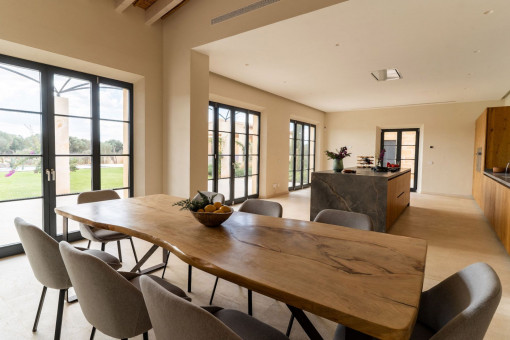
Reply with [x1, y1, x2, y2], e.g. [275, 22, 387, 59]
[211, 0, 280, 25]
[371, 68, 402, 81]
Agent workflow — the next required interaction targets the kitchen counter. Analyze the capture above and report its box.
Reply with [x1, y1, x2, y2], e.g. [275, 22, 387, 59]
[484, 170, 510, 189]
[311, 168, 411, 232]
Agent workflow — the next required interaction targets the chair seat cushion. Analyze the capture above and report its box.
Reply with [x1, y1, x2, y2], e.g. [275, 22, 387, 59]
[212, 308, 288, 340]
[127, 273, 191, 302]
[92, 228, 131, 242]
[82, 248, 122, 270]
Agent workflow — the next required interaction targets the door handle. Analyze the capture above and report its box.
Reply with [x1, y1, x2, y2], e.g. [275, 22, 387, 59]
[51, 169, 56, 181]
[45, 169, 51, 182]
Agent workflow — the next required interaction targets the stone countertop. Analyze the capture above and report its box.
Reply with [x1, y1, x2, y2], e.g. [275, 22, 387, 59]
[315, 168, 411, 180]
[484, 170, 510, 189]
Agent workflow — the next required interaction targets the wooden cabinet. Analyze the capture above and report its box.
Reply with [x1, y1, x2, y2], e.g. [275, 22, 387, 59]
[483, 176, 510, 253]
[386, 171, 411, 229]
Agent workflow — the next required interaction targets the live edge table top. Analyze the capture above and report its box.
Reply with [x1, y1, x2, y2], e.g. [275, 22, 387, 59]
[55, 194, 427, 340]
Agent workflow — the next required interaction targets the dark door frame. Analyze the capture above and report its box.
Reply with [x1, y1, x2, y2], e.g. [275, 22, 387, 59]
[289, 120, 316, 191]
[380, 128, 420, 192]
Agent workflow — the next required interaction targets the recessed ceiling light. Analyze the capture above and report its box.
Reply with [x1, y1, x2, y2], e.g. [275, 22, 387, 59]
[335, 43, 340, 47]
[473, 50, 481, 53]
[483, 9, 494, 15]
[245, 63, 250, 66]
[371, 68, 402, 81]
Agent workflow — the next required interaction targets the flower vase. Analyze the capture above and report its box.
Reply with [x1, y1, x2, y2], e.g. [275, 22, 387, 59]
[333, 159, 344, 172]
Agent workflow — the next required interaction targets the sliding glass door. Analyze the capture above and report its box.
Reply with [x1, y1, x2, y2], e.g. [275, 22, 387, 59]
[381, 128, 419, 191]
[289, 120, 316, 191]
[0, 54, 133, 258]
[208, 102, 260, 205]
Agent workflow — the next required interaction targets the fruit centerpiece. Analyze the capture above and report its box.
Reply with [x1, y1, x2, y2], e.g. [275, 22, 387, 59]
[173, 192, 232, 227]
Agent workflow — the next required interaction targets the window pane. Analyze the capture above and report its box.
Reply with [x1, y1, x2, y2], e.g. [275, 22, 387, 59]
[217, 179, 230, 201]
[304, 155, 309, 170]
[289, 139, 294, 155]
[384, 132, 397, 141]
[55, 116, 91, 155]
[55, 156, 91, 195]
[100, 84, 129, 121]
[208, 156, 214, 180]
[100, 121, 129, 155]
[0, 110, 41, 155]
[235, 111, 246, 134]
[0, 156, 42, 200]
[310, 141, 315, 155]
[208, 131, 214, 155]
[56, 194, 81, 235]
[54, 75, 91, 117]
[295, 171, 302, 185]
[249, 156, 258, 175]
[401, 160, 415, 174]
[248, 135, 259, 154]
[310, 126, 316, 141]
[218, 108, 231, 132]
[296, 124, 303, 140]
[289, 156, 294, 171]
[248, 114, 259, 135]
[0, 198, 43, 245]
[304, 125, 309, 140]
[208, 180, 213, 192]
[288, 172, 294, 188]
[296, 140, 302, 156]
[208, 106, 214, 130]
[296, 156, 302, 171]
[401, 146, 416, 160]
[289, 122, 294, 138]
[402, 131, 417, 145]
[310, 155, 315, 170]
[304, 140, 310, 155]
[218, 132, 231, 155]
[0, 62, 41, 112]
[101, 156, 129, 190]
[248, 176, 258, 196]
[218, 156, 230, 178]
[234, 156, 246, 177]
[235, 134, 246, 155]
[234, 177, 245, 199]
[303, 170, 309, 185]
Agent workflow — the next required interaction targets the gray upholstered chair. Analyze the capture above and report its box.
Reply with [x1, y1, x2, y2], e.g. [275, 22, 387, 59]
[209, 199, 283, 316]
[287, 209, 373, 335]
[140, 275, 288, 340]
[59, 241, 190, 340]
[314, 209, 373, 231]
[14, 217, 121, 340]
[163, 191, 226, 292]
[77, 190, 138, 264]
[332, 262, 502, 340]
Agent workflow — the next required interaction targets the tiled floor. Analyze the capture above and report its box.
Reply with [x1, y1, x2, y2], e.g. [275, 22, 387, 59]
[0, 189, 509, 339]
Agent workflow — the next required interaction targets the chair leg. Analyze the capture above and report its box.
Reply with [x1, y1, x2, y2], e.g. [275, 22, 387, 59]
[188, 264, 192, 293]
[117, 240, 123, 263]
[54, 289, 66, 340]
[86, 240, 91, 249]
[248, 289, 253, 316]
[162, 251, 170, 279]
[286, 315, 294, 337]
[90, 327, 96, 340]
[129, 237, 139, 263]
[143, 332, 149, 340]
[32, 286, 47, 332]
[209, 277, 219, 305]
[101, 243, 105, 251]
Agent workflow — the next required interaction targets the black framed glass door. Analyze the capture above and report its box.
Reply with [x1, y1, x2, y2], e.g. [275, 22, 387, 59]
[289, 120, 316, 191]
[0, 54, 133, 258]
[381, 128, 419, 191]
[208, 102, 260, 205]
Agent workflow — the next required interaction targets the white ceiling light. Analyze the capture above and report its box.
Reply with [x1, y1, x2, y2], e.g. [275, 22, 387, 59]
[371, 68, 402, 81]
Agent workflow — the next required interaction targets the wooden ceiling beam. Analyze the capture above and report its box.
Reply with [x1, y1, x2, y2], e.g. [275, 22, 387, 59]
[145, 0, 184, 25]
[114, 0, 133, 13]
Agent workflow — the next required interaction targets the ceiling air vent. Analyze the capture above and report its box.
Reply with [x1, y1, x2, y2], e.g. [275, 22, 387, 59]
[371, 68, 402, 81]
[211, 0, 281, 25]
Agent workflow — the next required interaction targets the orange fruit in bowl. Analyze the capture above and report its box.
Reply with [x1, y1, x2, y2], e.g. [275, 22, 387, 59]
[204, 205, 216, 213]
[197, 209, 205, 212]
[214, 202, 222, 209]
[213, 210, 223, 214]
[219, 206, 231, 213]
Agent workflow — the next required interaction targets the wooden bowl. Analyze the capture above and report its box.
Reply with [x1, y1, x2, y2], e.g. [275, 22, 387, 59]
[493, 167, 505, 173]
[191, 211, 233, 227]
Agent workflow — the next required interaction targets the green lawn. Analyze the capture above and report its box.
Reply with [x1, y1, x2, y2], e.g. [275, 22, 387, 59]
[0, 168, 124, 201]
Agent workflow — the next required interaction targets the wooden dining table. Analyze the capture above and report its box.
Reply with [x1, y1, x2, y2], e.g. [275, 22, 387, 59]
[55, 194, 427, 340]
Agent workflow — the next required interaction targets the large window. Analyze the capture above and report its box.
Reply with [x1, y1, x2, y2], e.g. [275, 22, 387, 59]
[289, 120, 316, 190]
[0, 54, 133, 258]
[381, 129, 419, 191]
[208, 102, 260, 205]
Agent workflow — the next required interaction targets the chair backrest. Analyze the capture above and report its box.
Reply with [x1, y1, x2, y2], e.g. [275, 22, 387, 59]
[238, 199, 283, 218]
[59, 242, 151, 339]
[418, 262, 501, 340]
[77, 189, 120, 204]
[14, 217, 72, 290]
[313, 209, 373, 231]
[140, 275, 241, 340]
[192, 191, 225, 204]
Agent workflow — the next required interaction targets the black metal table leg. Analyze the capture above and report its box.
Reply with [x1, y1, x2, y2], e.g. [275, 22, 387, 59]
[286, 305, 323, 340]
[248, 289, 253, 316]
[188, 264, 192, 292]
[130, 245, 166, 274]
[33, 286, 47, 332]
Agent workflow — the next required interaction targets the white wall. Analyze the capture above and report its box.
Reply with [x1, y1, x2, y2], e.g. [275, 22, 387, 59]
[210, 73, 325, 198]
[325, 100, 503, 197]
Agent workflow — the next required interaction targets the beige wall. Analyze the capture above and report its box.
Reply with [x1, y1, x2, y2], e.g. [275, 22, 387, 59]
[162, 0, 347, 197]
[0, 0, 163, 196]
[325, 100, 503, 197]
[210, 73, 325, 198]
[505, 95, 510, 106]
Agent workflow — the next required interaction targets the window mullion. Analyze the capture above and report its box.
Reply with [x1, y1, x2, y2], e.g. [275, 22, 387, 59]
[91, 78, 101, 190]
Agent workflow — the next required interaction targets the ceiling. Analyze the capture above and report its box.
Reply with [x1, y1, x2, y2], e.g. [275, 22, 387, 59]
[195, 0, 510, 112]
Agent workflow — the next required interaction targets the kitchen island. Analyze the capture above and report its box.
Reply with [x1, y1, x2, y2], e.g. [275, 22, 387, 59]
[311, 168, 411, 232]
